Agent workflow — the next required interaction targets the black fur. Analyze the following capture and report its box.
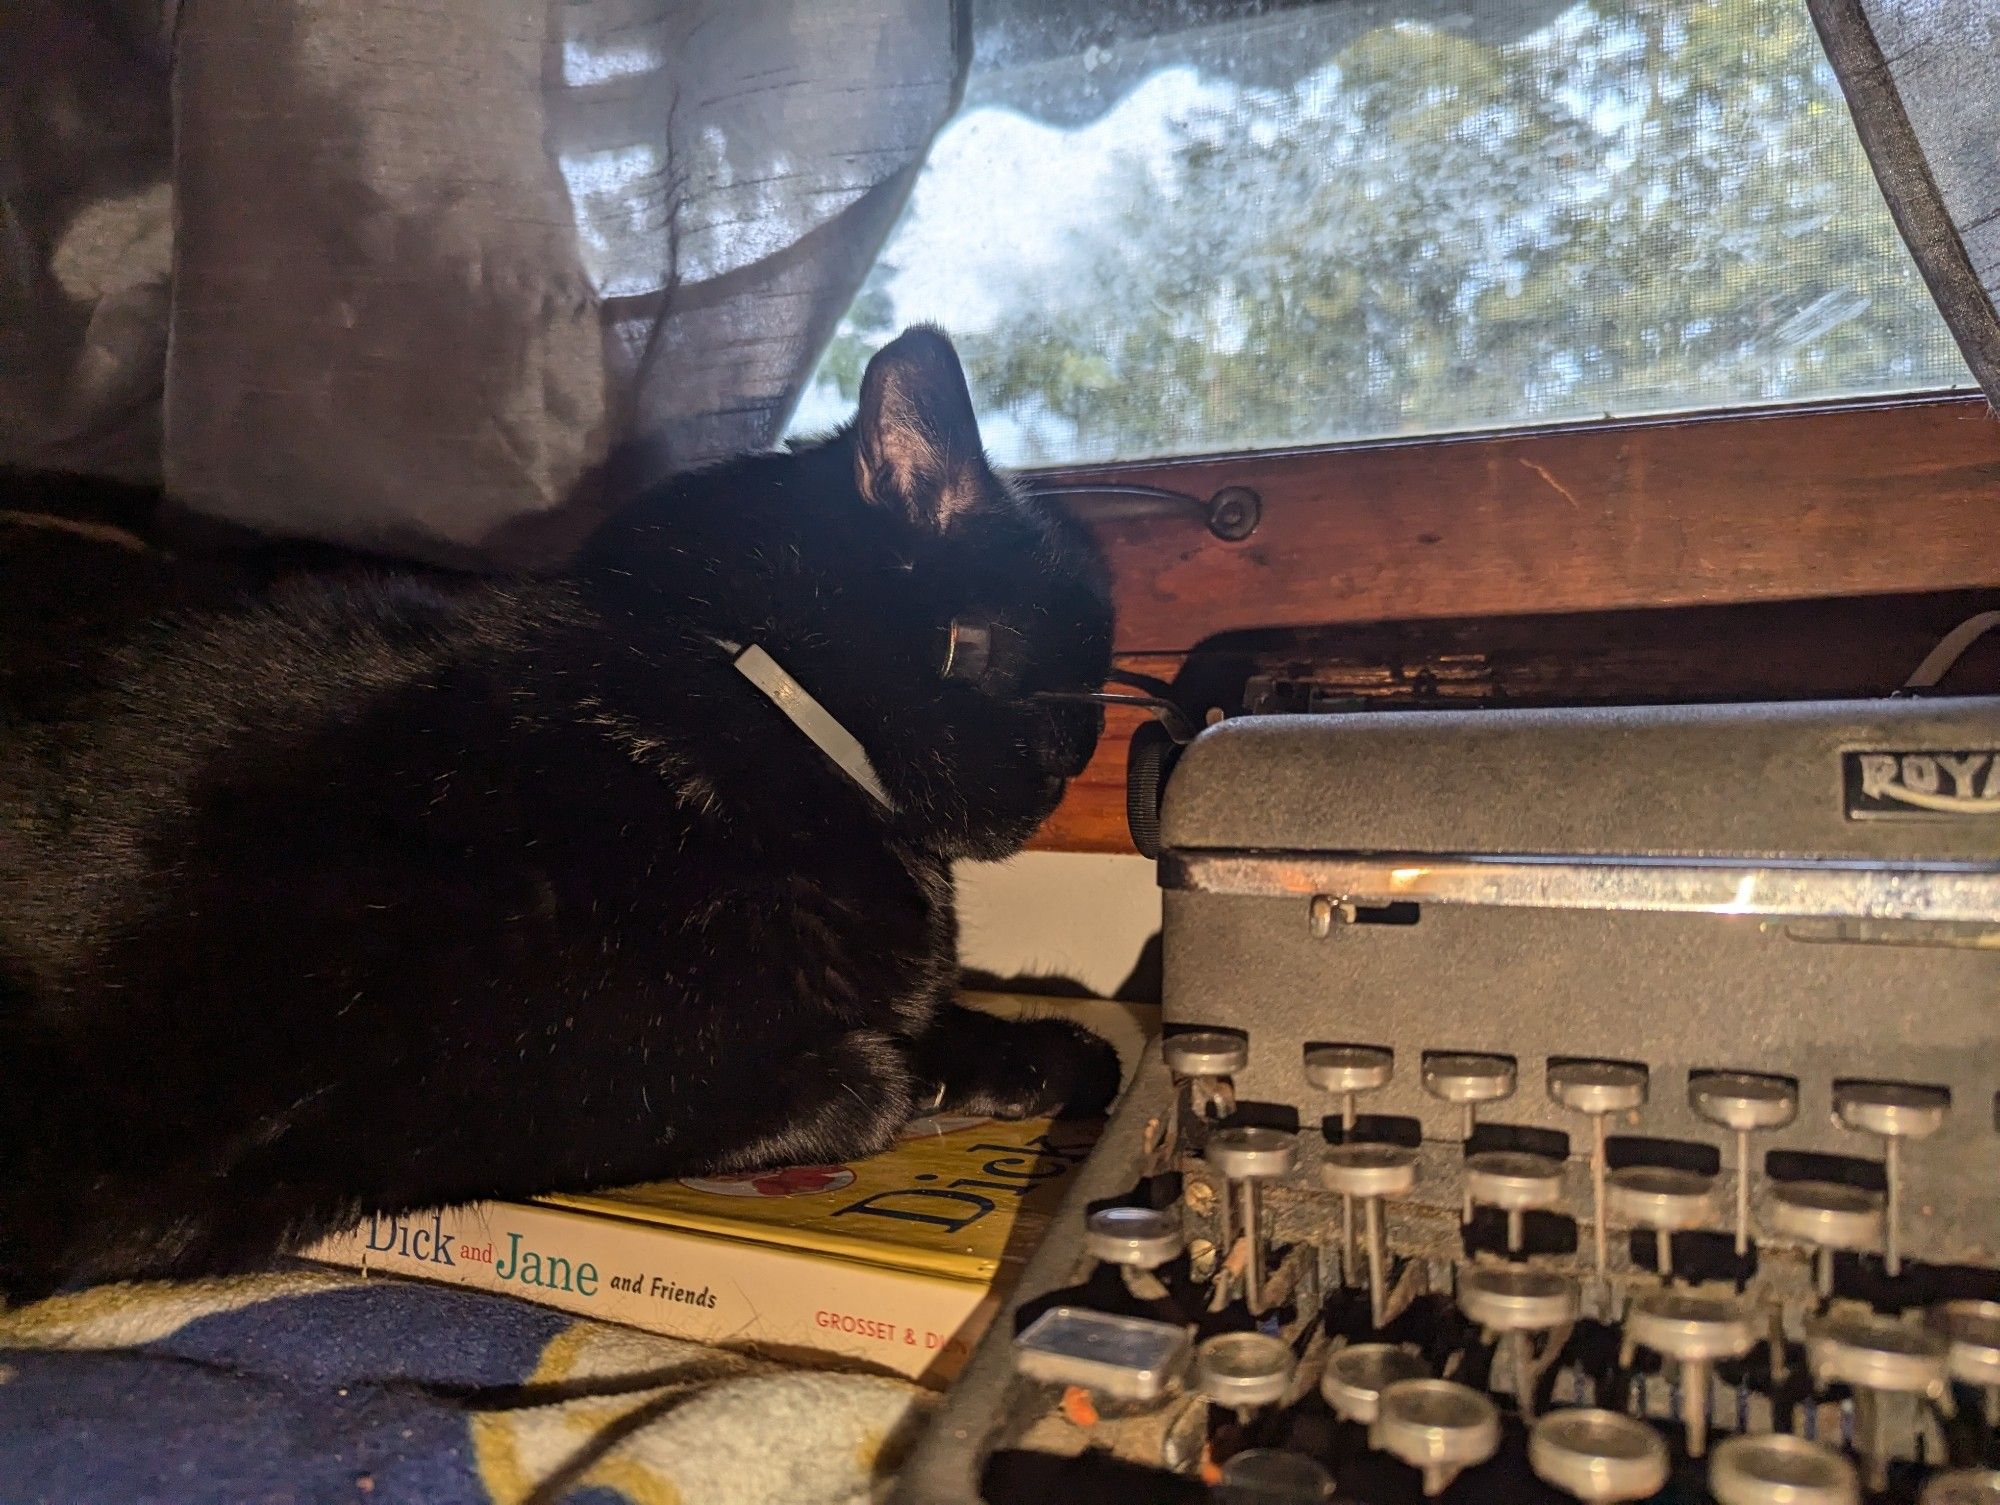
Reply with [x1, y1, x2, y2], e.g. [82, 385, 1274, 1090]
[0, 327, 1119, 1298]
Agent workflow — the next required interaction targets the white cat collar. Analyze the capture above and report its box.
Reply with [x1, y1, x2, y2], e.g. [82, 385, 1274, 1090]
[710, 637, 897, 812]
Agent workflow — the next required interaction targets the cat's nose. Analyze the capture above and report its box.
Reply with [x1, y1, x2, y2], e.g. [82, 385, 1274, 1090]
[1045, 703, 1103, 778]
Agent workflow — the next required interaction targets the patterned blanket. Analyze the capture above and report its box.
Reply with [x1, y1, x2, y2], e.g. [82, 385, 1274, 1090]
[0, 1269, 929, 1505]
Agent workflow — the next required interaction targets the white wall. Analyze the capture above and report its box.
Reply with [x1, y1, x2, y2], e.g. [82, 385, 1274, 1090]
[953, 851, 1161, 999]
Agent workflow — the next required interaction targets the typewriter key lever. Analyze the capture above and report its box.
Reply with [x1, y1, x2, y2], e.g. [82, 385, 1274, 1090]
[1319, 1142, 1419, 1327]
[1086, 1205, 1185, 1303]
[1605, 1165, 1715, 1282]
[1463, 1150, 1565, 1256]
[1422, 1053, 1517, 1224]
[1205, 1127, 1298, 1313]
[1768, 1180, 1887, 1300]
[1834, 1080, 1949, 1278]
[1548, 1061, 1648, 1280]
[1304, 1045, 1393, 1286]
[1807, 1309, 1952, 1493]
[1195, 1330, 1296, 1428]
[1165, 1031, 1249, 1122]
[1690, 1071, 1798, 1257]
[1321, 1342, 1429, 1425]
[1928, 1299, 2000, 1427]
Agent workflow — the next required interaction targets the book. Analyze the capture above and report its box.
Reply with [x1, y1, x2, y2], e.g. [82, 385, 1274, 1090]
[304, 993, 1154, 1384]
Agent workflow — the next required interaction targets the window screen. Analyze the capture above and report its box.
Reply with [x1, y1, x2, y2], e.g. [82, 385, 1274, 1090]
[785, 0, 1973, 468]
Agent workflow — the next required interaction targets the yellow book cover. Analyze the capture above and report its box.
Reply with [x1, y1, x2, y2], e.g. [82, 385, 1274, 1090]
[305, 994, 1154, 1383]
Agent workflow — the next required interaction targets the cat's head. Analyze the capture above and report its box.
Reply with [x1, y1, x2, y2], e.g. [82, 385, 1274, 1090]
[589, 326, 1112, 860]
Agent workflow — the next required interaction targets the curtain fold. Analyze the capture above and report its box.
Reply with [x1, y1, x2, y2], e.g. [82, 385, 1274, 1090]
[1, 0, 967, 566]
[1807, 0, 2000, 405]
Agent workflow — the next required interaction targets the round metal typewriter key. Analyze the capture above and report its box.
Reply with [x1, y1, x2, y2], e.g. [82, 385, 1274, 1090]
[1708, 1432, 1859, 1505]
[1928, 1299, 2000, 1425]
[1767, 1180, 1887, 1299]
[1206, 1128, 1297, 1313]
[1372, 1378, 1501, 1498]
[1423, 1053, 1518, 1224]
[1690, 1071, 1799, 1256]
[1548, 1061, 1648, 1279]
[1321, 1143, 1419, 1328]
[1305, 1045, 1394, 1288]
[1165, 1030, 1250, 1080]
[1458, 1264, 1580, 1421]
[1807, 1310, 1952, 1493]
[1195, 1330, 1296, 1423]
[1605, 1165, 1716, 1282]
[1321, 1342, 1429, 1425]
[1527, 1408, 1670, 1502]
[1922, 1470, 2000, 1505]
[1463, 1149, 1566, 1255]
[1215, 1447, 1336, 1502]
[1620, 1289, 1756, 1458]
[1086, 1206, 1185, 1270]
[1833, 1080, 1949, 1277]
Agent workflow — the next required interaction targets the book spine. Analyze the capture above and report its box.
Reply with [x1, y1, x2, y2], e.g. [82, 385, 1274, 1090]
[302, 1200, 996, 1387]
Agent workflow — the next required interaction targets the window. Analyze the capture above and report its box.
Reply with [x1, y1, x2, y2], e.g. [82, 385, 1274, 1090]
[785, 0, 1972, 469]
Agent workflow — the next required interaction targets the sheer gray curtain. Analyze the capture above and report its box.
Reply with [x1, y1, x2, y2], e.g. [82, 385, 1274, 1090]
[1, 0, 967, 565]
[1808, 0, 2000, 404]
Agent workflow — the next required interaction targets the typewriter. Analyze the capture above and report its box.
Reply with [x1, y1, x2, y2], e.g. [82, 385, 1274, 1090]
[896, 692, 2000, 1504]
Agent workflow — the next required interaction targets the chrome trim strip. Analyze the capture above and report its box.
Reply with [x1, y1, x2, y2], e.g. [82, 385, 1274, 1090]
[1159, 851, 2000, 924]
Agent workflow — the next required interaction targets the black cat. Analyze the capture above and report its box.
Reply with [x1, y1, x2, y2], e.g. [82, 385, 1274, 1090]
[0, 326, 1120, 1299]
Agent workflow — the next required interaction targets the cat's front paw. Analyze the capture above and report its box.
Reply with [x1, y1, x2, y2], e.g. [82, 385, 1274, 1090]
[928, 1015, 1122, 1122]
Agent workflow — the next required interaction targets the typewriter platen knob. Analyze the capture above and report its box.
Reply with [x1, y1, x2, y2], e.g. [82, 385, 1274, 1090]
[1371, 1377, 1500, 1498]
[1463, 1150, 1566, 1255]
[1690, 1071, 1798, 1256]
[1604, 1165, 1716, 1282]
[1320, 1143, 1419, 1327]
[1526, 1408, 1669, 1503]
[1833, 1080, 1949, 1278]
[1456, 1264, 1580, 1421]
[1708, 1432, 1859, 1505]
[1768, 1180, 1887, 1299]
[1620, 1289, 1756, 1458]
[1422, 1053, 1517, 1224]
[1547, 1061, 1648, 1280]
[1321, 1341, 1429, 1425]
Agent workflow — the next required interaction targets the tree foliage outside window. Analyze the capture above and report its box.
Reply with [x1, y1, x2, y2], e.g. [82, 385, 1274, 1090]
[786, 0, 1970, 468]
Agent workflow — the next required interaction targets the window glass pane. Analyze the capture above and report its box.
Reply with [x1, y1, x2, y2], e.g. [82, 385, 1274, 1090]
[785, 0, 1973, 468]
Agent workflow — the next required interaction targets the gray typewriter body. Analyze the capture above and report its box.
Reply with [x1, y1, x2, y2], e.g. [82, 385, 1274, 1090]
[897, 696, 2000, 1505]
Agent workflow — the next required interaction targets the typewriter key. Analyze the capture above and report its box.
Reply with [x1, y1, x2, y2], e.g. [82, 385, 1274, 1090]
[1371, 1378, 1500, 1498]
[1422, 1053, 1518, 1224]
[1928, 1300, 2000, 1426]
[1321, 1342, 1429, 1425]
[1548, 1061, 1648, 1280]
[1206, 1127, 1298, 1313]
[1320, 1143, 1419, 1327]
[1807, 1310, 1951, 1492]
[1605, 1164, 1715, 1282]
[1195, 1330, 1296, 1425]
[1305, 1045, 1394, 1286]
[1215, 1447, 1336, 1502]
[1457, 1264, 1580, 1422]
[1463, 1150, 1566, 1256]
[1621, 1288, 1756, 1458]
[1690, 1071, 1797, 1256]
[1833, 1080, 1948, 1278]
[1768, 1181, 1887, 1300]
[1527, 1408, 1669, 1502]
[1708, 1432, 1859, 1505]
[1166, 1031, 1249, 1122]
[1012, 1307, 1193, 1403]
[1921, 1470, 2000, 1505]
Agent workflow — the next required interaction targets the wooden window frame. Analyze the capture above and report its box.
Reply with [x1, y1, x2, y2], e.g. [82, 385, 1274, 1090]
[1029, 390, 2000, 853]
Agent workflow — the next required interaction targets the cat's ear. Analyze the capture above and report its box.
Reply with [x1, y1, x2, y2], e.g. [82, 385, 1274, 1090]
[852, 325, 989, 530]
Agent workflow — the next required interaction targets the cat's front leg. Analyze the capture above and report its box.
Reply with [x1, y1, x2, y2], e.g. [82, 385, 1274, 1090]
[904, 1002, 1122, 1122]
